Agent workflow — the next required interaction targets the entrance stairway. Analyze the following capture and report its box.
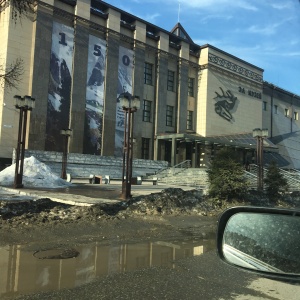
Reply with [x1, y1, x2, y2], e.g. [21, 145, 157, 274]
[147, 162, 300, 191]
[150, 160, 208, 189]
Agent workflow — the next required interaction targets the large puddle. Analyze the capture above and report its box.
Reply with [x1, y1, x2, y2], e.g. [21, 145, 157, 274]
[0, 237, 215, 298]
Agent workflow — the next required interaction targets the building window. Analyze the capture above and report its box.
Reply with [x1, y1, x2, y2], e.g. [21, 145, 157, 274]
[263, 101, 267, 111]
[294, 112, 298, 120]
[285, 108, 289, 117]
[143, 100, 151, 122]
[274, 105, 278, 114]
[187, 110, 193, 130]
[166, 105, 174, 126]
[188, 77, 194, 97]
[167, 70, 175, 91]
[142, 138, 150, 159]
[144, 62, 153, 85]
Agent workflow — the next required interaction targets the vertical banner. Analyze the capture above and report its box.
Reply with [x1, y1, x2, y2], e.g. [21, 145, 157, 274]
[46, 22, 74, 151]
[83, 35, 107, 155]
[114, 46, 134, 156]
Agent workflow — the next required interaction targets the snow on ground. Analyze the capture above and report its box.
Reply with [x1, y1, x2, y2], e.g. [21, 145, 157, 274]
[0, 156, 72, 188]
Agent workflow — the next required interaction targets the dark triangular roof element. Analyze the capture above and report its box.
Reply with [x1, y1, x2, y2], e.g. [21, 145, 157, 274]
[170, 23, 194, 44]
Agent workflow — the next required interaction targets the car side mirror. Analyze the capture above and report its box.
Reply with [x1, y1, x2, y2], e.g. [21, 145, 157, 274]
[217, 206, 300, 281]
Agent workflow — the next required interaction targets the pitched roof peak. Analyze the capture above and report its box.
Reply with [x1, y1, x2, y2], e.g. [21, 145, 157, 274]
[170, 22, 194, 43]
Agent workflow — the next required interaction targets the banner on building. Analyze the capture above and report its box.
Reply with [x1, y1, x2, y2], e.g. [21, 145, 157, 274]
[46, 21, 74, 151]
[114, 46, 134, 156]
[83, 35, 107, 155]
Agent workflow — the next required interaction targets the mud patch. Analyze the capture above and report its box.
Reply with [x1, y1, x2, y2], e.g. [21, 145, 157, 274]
[1, 188, 299, 229]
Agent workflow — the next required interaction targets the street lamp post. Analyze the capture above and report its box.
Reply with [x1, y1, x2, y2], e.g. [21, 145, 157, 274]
[253, 128, 269, 191]
[14, 95, 35, 188]
[60, 129, 72, 179]
[120, 95, 140, 200]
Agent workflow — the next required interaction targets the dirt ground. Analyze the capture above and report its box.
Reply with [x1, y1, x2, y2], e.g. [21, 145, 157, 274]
[1, 188, 299, 248]
[0, 189, 217, 248]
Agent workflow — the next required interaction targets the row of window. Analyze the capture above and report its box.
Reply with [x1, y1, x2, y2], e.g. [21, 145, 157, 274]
[263, 102, 299, 120]
[142, 137, 150, 159]
[141, 108, 193, 158]
[143, 100, 193, 129]
[144, 63, 195, 97]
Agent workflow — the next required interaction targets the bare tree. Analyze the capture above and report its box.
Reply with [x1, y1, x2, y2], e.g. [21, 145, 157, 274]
[0, 58, 24, 90]
[7, 0, 35, 23]
[0, 0, 34, 91]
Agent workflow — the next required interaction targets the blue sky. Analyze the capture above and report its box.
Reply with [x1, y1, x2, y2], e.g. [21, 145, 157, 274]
[103, 0, 300, 95]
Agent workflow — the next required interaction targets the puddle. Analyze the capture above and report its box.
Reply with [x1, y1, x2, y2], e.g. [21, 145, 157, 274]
[0, 237, 215, 298]
[34, 248, 80, 259]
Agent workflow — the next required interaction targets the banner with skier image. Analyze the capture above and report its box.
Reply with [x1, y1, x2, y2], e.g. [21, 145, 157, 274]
[46, 21, 74, 151]
[83, 35, 107, 155]
[114, 46, 134, 157]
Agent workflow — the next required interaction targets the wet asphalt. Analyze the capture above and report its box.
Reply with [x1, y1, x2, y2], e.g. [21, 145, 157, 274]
[0, 179, 197, 206]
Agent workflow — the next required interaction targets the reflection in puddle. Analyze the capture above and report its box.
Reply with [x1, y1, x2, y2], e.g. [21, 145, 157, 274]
[0, 238, 215, 298]
[34, 248, 80, 259]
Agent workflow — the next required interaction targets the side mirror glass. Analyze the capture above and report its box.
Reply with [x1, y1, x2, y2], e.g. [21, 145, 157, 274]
[217, 207, 300, 278]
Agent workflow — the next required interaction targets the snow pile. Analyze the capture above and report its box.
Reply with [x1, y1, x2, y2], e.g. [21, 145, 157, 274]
[0, 156, 72, 188]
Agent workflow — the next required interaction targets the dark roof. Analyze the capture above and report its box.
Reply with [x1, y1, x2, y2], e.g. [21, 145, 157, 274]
[264, 152, 291, 168]
[91, 0, 198, 47]
[157, 132, 278, 151]
[263, 81, 300, 98]
[91, 1, 265, 71]
[170, 23, 194, 44]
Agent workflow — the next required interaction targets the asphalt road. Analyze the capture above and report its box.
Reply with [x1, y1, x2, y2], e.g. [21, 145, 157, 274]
[1, 183, 300, 299]
[13, 249, 300, 300]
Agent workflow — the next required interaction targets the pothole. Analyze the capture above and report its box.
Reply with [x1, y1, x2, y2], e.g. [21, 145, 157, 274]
[33, 248, 80, 259]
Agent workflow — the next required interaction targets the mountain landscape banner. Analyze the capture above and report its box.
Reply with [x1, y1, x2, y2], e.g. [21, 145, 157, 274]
[46, 22, 74, 151]
[83, 35, 107, 155]
[114, 46, 134, 157]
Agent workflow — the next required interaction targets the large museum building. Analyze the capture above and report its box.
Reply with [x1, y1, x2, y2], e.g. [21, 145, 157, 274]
[1, 0, 300, 169]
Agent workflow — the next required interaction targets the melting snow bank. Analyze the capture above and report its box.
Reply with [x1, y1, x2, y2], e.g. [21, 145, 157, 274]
[0, 156, 72, 188]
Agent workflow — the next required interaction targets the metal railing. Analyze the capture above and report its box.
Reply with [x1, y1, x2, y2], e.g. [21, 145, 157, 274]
[155, 160, 191, 178]
[153, 162, 300, 191]
[158, 167, 208, 188]
[248, 164, 300, 191]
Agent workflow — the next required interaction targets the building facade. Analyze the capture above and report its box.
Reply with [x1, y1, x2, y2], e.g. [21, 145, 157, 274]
[1, 0, 300, 168]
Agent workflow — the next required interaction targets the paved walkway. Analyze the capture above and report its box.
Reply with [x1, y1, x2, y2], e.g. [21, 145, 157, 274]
[0, 180, 197, 206]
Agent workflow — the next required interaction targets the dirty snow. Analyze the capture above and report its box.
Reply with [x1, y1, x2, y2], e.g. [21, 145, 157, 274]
[0, 156, 71, 188]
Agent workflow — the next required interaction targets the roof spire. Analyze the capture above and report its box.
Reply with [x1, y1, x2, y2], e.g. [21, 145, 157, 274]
[178, 1, 180, 23]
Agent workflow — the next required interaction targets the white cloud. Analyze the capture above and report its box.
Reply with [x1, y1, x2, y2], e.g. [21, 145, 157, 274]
[248, 24, 279, 36]
[200, 14, 233, 24]
[270, 2, 293, 10]
[127, 0, 258, 11]
[143, 13, 161, 23]
[181, 0, 257, 10]
[247, 18, 293, 36]
[284, 52, 300, 57]
[290, 39, 299, 46]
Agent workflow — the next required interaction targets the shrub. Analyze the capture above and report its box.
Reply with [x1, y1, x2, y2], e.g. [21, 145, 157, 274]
[207, 148, 249, 201]
[264, 161, 288, 202]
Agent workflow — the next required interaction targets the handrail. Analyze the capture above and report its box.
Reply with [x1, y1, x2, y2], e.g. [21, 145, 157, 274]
[156, 164, 300, 190]
[249, 164, 300, 191]
[172, 160, 191, 169]
[155, 160, 191, 176]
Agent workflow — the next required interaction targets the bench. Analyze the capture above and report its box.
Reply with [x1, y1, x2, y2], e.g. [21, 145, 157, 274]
[89, 174, 110, 184]
[141, 177, 158, 185]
